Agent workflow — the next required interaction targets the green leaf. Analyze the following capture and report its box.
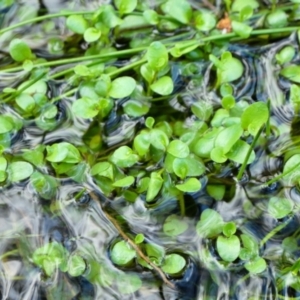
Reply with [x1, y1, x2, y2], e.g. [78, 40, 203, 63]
[143, 9, 159, 25]
[114, 0, 137, 15]
[18, 79, 47, 95]
[150, 76, 174, 96]
[134, 233, 144, 244]
[221, 95, 235, 109]
[206, 184, 225, 201]
[163, 214, 188, 237]
[0, 156, 7, 171]
[140, 63, 155, 83]
[111, 240, 136, 266]
[0, 116, 14, 134]
[145, 243, 165, 265]
[146, 42, 168, 72]
[146, 172, 163, 202]
[7, 161, 33, 182]
[176, 178, 201, 193]
[196, 209, 224, 238]
[265, 10, 288, 28]
[245, 257, 267, 274]
[9, 39, 32, 62]
[223, 222, 236, 237]
[275, 46, 295, 65]
[226, 140, 255, 164]
[72, 97, 100, 119]
[68, 255, 86, 277]
[232, 0, 259, 12]
[110, 146, 139, 168]
[84, 27, 101, 43]
[113, 176, 135, 187]
[100, 5, 123, 28]
[283, 154, 300, 182]
[282, 237, 298, 252]
[161, 254, 186, 275]
[173, 158, 188, 179]
[145, 117, 155, 129]
[217, 235, 240, 262]
[215, 124, 243, 153]
[91, 162, 114, 180]
[210, 147, 227, 163]
[194, 10, 216, 31]
[164, 0, 192, 24]
[268, 197, 293, 219]
[123, 100, 149, 117]
[133, 132, 151, 156]
[46, 143, 81, 164]
[109, 76, 136, 98]
[240, 5, 254, 21]
[241, 102, 268, 135]
[280, 65, 300, 83]
[150, 129, 169, 150]
[66, 15, 88, 34]
[231, 20, 252, 38]
[30, 171, 57, 200]
[167, 140, 190, 158]
[191, 102, 213, 121]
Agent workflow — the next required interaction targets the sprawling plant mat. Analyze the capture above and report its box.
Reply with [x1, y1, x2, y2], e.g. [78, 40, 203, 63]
[1, 0, 300, 299]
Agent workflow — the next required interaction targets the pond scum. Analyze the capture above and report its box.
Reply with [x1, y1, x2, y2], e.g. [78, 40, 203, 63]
[2, 0, 300, 299]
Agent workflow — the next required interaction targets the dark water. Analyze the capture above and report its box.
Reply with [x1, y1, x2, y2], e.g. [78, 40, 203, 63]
[1, 1, 300, 299]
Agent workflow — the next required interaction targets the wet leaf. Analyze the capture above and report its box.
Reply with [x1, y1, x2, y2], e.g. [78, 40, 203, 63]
[133, 132, 151, 156]
[245, 257, 267, 274]
[207, 184, 225, 201]
[223, 222, 236, 237]
[173, 158, 188, 179]
[150, 76, 174, 95]
[161, 254, 186, 275]
[7, 161, 33, 182]
[194, 10, 216, 31]
[268, 197, 293, 219]
[84, 27, 101, 43]
[196, 209, 224, 238]
[167, 140, 190, 158]
[276, 46, 295, 65]
[111, 241, 136, 266]
[46, 143, 81, 164]
[282, 237, 298, 252]
[221, 95, 235, 109]
[191, 102, 213, 121]
[164, 0, 192, 24]
[176, 177, 201, 192]
[210, 147, 227, 163]
[110, 146, 139, 168]
[232, 0, 259, 12]
[66, 15, 88, 34]
[146, 42, 168, 72]
[109, 76, 136, 98]
[140, 63, 155, 83]
[241, 102, 268, 135]
[226, 140, 255, 164]
[9, 39, 32, 62]
[30, 171, 57, 200]
[72, 97, 100, 119]
[232, 20, 252, 38]
[0, 156, 7, 171]
[146, 172, 163, 202]
[266, 10, 288, 28]
[68, 255, 86, 277]
[114, 0, 137, 15]
[112, 176, 135, 187]
[215, 124, 243, 153]
[150, 129, 169, 150]
[91, 162, 114, 180]
[280, 65, 300, 83]
[134, 233, 144, 244]
[0, 116, 14, 134]
[217, 235, 240, 262]
[163, 214, 188, 237]
[143, 9, 159, 25]
[123, 100, 149, 117]
[283, 154, 300, 182]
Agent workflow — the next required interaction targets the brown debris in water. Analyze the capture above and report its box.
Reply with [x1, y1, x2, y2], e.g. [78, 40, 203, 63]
[217, 13, 232, 33]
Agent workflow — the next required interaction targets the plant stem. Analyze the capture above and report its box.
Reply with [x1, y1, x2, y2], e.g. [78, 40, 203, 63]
[0, 10, 94, 35]
[89, 191, 175, 289]
[259, 215, 294, 248]
[264, 162, 300, 186]
[266, 99, 271, 138]
[237, 127, 263, 181]
[178, 192, 185, 217]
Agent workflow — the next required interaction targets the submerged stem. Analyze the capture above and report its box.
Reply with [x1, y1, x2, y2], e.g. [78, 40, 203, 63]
[178, 193, 185, 217]
[89, 191, 175, 289]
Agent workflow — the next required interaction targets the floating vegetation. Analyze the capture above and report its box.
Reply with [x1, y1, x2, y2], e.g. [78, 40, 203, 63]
[1, 0, 300, 299]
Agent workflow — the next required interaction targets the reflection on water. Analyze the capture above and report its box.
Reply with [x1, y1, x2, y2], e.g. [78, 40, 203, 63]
[1, 1, 300, 299]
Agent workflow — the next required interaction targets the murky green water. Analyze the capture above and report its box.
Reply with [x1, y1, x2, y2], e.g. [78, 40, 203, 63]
[1, 1, 300, 299]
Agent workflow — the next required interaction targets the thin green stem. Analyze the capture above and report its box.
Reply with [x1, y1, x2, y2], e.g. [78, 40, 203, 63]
[260, 215, 294, 248]
[266, 99, 271, 138]
[237, 127, 263, 181]
[0, 249, 19, 260]
[108, 58, 147, 77]
[178, 192, 185, 217]
[264, 162, 300, 186]
[51, 87, 77, 103]
[0, 10, 94, 35]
